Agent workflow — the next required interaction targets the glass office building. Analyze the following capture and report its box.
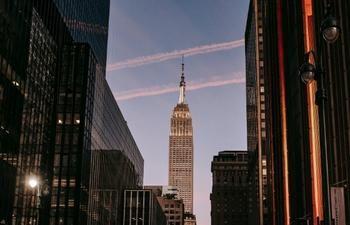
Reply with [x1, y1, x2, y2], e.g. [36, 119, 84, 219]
[123, 190, 167, 225]
[0, 1, 144, 225]
[53, 0, 110, 67]
[91, 72, 144, 183]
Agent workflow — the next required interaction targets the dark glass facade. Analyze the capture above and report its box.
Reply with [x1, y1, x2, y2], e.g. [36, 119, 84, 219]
[1, 1, 144, 225]
[0, 0, 31, 162]
[52, 43, 96, 225]
[0, 160, 16, 224]
[14, 8, 58, 224]
[210, 151, 249, 225]
[91, 73, 144, 183]
[88, 150, 141, 225]
[53, 0, 110, 67]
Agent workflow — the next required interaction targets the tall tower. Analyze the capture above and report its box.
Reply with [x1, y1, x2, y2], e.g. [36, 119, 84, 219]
[168, 58, 194, 214]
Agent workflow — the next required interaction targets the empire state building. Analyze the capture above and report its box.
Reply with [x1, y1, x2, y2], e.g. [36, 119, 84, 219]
[168, 59, 194, 214]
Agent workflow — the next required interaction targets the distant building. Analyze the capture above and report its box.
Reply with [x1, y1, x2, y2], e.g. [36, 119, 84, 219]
[210, 151, 249, 225]
[184, 213, 196, 225]
[168, 59, 194, 214]
[123, 189, 167, 225]
[157, 195, 184, 225]
[145, 185, 185, 225]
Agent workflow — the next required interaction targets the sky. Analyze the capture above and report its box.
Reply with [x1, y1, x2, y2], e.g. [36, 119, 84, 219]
[106, 1, 249, 224]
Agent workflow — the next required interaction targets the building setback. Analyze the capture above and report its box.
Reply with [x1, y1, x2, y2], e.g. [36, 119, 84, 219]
[210, 151, 249, 225]
[168, 60, 194, 214]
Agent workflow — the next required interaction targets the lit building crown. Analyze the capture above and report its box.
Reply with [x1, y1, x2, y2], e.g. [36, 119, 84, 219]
[178, 56, 186, 104]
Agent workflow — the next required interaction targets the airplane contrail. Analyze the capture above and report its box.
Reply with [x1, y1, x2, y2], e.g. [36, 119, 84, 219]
[114, 73, 245, 101]
[107, 39, 244, 71]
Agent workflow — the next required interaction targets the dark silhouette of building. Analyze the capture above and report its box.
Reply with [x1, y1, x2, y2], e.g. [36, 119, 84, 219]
[244, 0, 350, 224]
[244, 1, 271, 224]
[88, 150, 141, 225]
[0, 161, 16, 224]
[52, 0, 110, 68]
[0, 1, 144, 225]
[123, 189, 167, 225]
[210, 151, 249, 225]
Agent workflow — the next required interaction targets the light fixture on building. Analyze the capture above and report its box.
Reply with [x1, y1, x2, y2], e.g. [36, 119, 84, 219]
[321, 15, 340, 43]
[299, 53, 317, 84]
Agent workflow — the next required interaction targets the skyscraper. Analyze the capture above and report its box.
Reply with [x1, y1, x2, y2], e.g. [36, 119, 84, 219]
[210, 151, 249, 225]
[244, 0, 350, 224]
[0, 1, 144, 225]
[245, 1, 271, 224]
[168, 59, 194, 214]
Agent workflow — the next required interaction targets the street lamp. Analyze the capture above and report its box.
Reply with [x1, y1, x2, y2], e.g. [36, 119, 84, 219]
[321, 15, 340, 43]
[299, 7, 340, 225]
[28, 176, 39, 189]
[27, 175, 42, 208]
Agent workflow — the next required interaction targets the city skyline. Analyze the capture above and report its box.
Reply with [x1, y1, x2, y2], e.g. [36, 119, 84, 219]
[1, 0, 349, 224]
[106, 1, 249, 224]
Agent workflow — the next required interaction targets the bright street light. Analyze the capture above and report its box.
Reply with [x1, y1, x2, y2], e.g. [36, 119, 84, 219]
[28, 176, 40, 189]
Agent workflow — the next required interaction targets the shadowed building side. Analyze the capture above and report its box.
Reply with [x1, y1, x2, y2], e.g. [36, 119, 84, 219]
[210, 151, 249, 225]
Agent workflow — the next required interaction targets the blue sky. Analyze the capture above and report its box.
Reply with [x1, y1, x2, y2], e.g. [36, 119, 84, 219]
[106, 1, 249, 224]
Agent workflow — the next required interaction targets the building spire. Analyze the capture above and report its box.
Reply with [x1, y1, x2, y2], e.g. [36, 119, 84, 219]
[178, 55, 186, 104]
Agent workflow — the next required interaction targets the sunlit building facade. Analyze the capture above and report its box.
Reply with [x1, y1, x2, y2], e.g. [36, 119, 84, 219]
[168, 61, 194, 214]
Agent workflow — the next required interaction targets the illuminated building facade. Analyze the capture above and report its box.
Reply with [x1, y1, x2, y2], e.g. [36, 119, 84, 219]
[168, 60, 194, 214]
[210, 151, 249, 225]
[245, 0, 350, 224]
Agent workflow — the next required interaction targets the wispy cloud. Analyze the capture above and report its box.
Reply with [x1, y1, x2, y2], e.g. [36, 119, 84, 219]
[107, 39, 244, 71]
[114, 72, 245, 101]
